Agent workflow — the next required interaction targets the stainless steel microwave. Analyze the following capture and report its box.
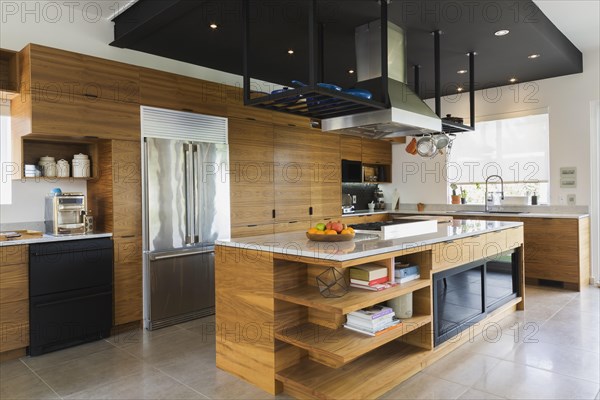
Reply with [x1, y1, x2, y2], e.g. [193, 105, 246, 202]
[341, 159, 362, 183]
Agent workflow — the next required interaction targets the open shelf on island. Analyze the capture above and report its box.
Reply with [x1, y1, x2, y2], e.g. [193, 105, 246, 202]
[276, 341, 427, 399]
[275, 314, 431, 369]
[274, 279, 430, 315]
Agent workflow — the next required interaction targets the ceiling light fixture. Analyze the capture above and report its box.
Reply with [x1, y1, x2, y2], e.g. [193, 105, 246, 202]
[528, 54, 541, 59]
[287, 49, 294, 55]
[457, 70, 468, 74]
[509, 77, 518, 83]
[348, 69, 355, 74]
[209, 23, 218, 29]
[494, 29, 510, 36]
[457, 87, 464, 92]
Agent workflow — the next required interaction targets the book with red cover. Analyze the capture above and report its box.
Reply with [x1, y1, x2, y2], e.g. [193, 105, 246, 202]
[349, 276, 389, 287]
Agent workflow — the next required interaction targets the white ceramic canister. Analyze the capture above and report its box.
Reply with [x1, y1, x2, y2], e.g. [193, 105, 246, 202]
[38, 156, 57, 177]
[72, 153, 91, 178]
[57, 159, 70, 178]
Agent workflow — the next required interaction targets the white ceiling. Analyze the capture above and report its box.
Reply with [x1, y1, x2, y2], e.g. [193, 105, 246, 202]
[534, 0, 600, 52]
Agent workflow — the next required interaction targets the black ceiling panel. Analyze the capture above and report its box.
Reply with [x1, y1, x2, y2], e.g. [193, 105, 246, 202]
[111, 0, 582, 99]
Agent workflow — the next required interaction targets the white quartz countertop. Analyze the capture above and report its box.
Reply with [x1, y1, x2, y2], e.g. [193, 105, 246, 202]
[386, 210, 589, 219]
[216, 220, 522, 262]
[0, 232, 113, 247]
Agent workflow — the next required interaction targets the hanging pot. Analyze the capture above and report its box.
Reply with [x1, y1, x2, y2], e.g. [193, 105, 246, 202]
[416, 134, 438, 157]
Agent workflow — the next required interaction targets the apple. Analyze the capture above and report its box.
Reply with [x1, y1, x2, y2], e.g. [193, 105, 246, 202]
[316, 223, 326, 231]
[326, 221, 334, 231]
[330, 221, 344, 233]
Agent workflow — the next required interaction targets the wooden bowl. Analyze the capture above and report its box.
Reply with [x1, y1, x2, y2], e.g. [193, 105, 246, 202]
[306, 232, 355, 242]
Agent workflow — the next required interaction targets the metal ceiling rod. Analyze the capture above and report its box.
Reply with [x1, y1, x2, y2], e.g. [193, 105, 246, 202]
[414, 65, 421, 97]
[434, 30, 441, 117]
[308, 0, 318, 86]
[381, 0, 389, 105]
[469, 51, 476, 129]
[242, 0, 250, 104]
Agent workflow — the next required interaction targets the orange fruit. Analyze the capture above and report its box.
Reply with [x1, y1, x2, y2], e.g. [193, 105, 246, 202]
[324, 229, 338, 235]
[347, 227, 355, 233]
[308, 228, 319, 234]
[313, 230, 325, 235]
[341, 229, 351, 234]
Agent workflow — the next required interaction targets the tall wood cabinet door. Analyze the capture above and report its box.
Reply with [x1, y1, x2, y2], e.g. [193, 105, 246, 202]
[310, 131, 341, 219]
[113, 236, 143, 325]
[112, 140, 142, 238]
[177, 76, 227, 116]
[229, 119, 275, 226]
[139, 68, 179, 109]
[340, 135, 362, 161]
[273, 126, 313, 222]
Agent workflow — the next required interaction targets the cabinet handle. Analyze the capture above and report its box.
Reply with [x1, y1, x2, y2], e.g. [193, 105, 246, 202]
[181, 108, 194, 113]
[83, 93, 98, 99]
[245, 117, 257, 121]
[247, 225, 258, 228]
[445, 240, 455, 244]
[309, 207, 313, 216]
[272, 210, 276, 219]
[289, 221, 298, 224]
[120, 235, 135, 239]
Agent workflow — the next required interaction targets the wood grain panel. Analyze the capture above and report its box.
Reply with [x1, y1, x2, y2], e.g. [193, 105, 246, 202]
[139, 68, 178, 109]
[112, 140, 142, 237]
[215, 246, 280, 395]
[273, 220, 311, 234]
[229, 119, 275, 225]
[0, 263, 28, 303]
[341, 213, 389, 225]
[0, 300, 29, 353]
[361, 138, 392, 165]
[578, 217, 590, 289]
[114, 261, 142, 326]
[87, 140, 114, 234]
[310, 131, 341, 219]
[340, 135, 362, 161]
[0, 245, 28, 266]
[271, 112, 311, 128]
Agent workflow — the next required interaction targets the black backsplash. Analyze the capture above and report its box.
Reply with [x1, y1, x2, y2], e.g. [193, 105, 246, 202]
[342, 183, 378, 209]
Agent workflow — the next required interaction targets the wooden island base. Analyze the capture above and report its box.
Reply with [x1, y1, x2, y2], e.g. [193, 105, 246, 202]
[215, 224, 525, 399]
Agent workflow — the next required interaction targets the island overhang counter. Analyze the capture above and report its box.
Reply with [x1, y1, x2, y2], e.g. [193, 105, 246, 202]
[215, 220, 525, 399]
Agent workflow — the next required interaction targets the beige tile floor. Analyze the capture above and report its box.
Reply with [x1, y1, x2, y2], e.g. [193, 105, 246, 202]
[1, 285, 598, 400]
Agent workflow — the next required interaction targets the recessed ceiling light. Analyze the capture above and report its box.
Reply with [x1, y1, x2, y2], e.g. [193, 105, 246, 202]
[457, 70, 468, 74]
[457, 87, 464, 92]
[348, 69, 355, 74]
[287, 49, 294, 55]
[509, 77, 518, 83]
[494, 29, 510, 36]
[528, 54, 541, 59]
[209, 23, 218, 29]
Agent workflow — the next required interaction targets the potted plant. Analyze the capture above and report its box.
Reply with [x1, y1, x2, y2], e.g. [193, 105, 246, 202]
[460, 188, 467, 204]
[450, 183, 461, 204]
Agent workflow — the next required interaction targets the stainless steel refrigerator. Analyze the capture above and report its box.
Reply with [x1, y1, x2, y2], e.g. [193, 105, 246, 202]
[141, 106, 230, 330]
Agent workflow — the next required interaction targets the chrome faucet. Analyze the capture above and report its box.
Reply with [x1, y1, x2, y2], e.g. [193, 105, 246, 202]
[485, 175, 505, 212]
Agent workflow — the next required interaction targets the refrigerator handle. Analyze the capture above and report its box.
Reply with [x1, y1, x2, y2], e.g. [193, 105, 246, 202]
[185, 144, 194, 244]
[193, 144, 200, 244]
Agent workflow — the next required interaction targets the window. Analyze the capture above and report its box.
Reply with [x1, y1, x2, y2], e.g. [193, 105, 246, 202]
[0, 102, 11, 205]
[448, 113, 550, 204]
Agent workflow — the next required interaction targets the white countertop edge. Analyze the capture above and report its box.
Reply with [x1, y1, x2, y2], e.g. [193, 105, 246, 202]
[216, 221, 523, 262]
[0, 233, 113, 247]
[344, 210, 589, 219]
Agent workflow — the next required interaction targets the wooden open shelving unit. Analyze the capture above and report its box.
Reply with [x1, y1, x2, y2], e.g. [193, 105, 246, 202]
[215, 226, 525, 399]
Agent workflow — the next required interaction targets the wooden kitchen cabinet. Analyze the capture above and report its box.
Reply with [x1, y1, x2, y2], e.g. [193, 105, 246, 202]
[341, 213, 390, 225]
[273, 125, 313, 222]
[11, 89, 140, 140]
[88, 140, 143, 325]
[0, 245, 29, 354]
[0, 48, 19, 97]
[113, 236, 143, 326]
[310, 131, 341, 219]
[340, 134, 362, 161]
[229, 118, 276, 227]
[139, 68, 227, 116]
[361, 138, 392, 165]
[19, 44, 139, 103]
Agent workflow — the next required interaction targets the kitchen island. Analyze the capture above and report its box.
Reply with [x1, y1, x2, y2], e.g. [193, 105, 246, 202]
[215, 220, 525, 399]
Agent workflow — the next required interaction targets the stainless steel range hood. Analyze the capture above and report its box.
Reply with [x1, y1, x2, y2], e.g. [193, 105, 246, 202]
[321, 20, 441, 139]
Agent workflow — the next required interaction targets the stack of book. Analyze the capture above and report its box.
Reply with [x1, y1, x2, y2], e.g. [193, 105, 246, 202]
[349, 264, 398, 291]
[344, 305, 401, 336]
[394, 263, 420, 284]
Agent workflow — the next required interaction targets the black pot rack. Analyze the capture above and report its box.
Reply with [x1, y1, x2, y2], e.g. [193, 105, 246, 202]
[242, 0, 476, 133]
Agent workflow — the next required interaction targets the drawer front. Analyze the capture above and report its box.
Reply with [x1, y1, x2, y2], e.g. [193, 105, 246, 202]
[505, 226, 524, 250]
[483, 230, 507, 260]
[231, 224, 274, 239]
[462, 235, 487, 264]
[432, 239, 464, 270]
[0, 245, 28, 266]
[113, 237, 143, 265]
[0, 263, 28, 303]
[274, 220, 312, 234]
[0, 300, 29, 352]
